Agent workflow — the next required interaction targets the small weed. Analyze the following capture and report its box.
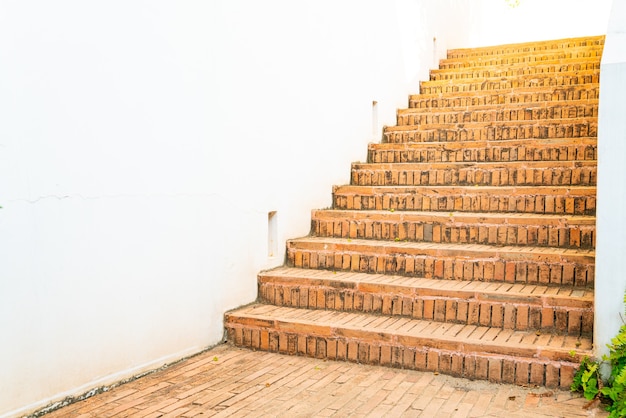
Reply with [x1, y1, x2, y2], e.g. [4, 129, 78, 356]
[571, 291, 626, 417]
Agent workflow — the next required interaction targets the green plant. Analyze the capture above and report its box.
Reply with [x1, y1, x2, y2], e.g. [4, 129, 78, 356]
[571, 291, 626, 417]
[571, 356, 601, 400]
[601, 308, 626, 416]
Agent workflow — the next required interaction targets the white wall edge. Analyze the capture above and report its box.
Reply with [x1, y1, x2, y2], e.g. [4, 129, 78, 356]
[595, 0, 626, 364]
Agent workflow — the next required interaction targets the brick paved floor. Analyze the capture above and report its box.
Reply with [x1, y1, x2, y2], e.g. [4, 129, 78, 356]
[40, 344, 607, 418]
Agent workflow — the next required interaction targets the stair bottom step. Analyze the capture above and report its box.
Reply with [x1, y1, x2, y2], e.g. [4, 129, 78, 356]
[225, 304, 590, 389]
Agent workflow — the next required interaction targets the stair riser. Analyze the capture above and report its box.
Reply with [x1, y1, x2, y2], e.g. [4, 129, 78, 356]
[440, 49, 603, 69]
[421, 74, 599, 95]
[409, 86, 599, 109]
[430, 62, 601, 81]
[397, 104, 597, 126]
[333, 191, 595, 216]
[351, 166, 596, 187]
[383, 122, 596, 143]
[225, 325, 577, 389]
[286, 248, 594, 288]
[311, 218, 595, 249]
[368, 143, 597, 164]
[259, 283, 592, 337]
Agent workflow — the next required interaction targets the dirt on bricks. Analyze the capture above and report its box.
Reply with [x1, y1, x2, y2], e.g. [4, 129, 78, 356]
[38, 344, 608, 418]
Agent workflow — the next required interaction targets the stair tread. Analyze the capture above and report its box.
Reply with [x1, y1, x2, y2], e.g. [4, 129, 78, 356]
[260, 267, 594, 306]
[370, 137, 597, 149]
[312, 209, 596, 225]
[410, 82, 599, 98]
[431, 60, 600, 76]
[385, 118, 595, 131]
[368, 137, 597, 163]
[226, 304, 592, 361]
[398, 99, 598, 115]
[422, 68, 598, 86]
[441, 46, 603, 64]
[334, 184, 596, 194]
[352, 160, 596, 170]
[409, 86, 600, 110]
[289, 235, 595, 255]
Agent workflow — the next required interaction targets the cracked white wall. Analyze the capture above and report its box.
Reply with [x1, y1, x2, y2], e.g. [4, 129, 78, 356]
[0, 1, 613, 417]
[0, 2, 476, 416]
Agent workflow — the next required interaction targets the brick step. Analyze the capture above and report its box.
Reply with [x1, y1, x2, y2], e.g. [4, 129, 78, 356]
[368, 137, 597, 164]
[446, 36, 604, 59]
[258, 267, 593, 336]
[225, 303, 592, 388]
[440, 55, 602, 72]
[431, 60, 600, 81]
[420, 70, 598, 95]
[440, 46, 603, 69]
[310, 209, 595, 249]
[383, 119, 596, 143]
[401, 98, 597, 118]
[350, 160, 596, 187]
[286, 237, 595, 287]
[331, 184, 596, 215]
[396, 101, 597, 126]
[409, 84, 599, 109]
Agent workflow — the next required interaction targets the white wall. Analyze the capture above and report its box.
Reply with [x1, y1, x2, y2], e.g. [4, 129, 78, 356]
[0, 1, 478, 416]
[0, 1, 614, 417]
[467, 0, 612, 47]
[596, 0, 626, 370]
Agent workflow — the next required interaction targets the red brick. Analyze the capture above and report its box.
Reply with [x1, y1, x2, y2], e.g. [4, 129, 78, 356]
[488, 358, 502, 383]
[530, 363, 545, 386]
[426, 350, 439, 371]
[515, 362, 530, 385]
[380, 345, 392, 366]
[347, 342, 359, 362]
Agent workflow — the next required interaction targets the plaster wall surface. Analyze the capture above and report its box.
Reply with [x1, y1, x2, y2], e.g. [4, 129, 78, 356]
[468, 0, 611, 46]
[0, 1, 475, 416]
[0, 1, 614, 416]
[596, 0, 626, 364]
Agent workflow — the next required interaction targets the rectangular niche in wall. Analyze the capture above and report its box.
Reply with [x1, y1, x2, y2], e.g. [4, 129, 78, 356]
[372, 100, 379, 140]
[268, 211, 278, 258]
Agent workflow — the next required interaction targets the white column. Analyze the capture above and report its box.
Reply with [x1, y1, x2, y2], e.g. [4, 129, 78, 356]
[595, 0, 626, 367]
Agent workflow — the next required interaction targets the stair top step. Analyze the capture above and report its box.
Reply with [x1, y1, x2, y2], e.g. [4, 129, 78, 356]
[226, 304, 593, 362]
[312, 209, 596, 227]
[260, 267, 593, 309]
[446, 36, 604, 59]
[287, 236, 595, 263]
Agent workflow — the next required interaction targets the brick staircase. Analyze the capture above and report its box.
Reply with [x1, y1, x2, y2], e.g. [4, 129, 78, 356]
[225, 36, 603, 389]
